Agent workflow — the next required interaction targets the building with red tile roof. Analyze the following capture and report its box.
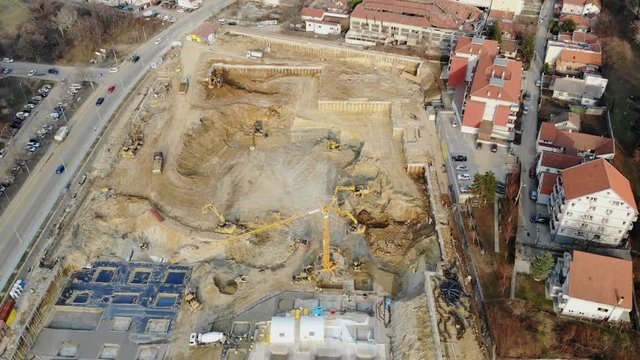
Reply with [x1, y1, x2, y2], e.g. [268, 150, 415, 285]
[536, 122, 614, 160]
[345, 0, 484, 48]
[536, 172, 559, 204]
[547, 251, 632, 322]
[446, 36, 522, 141]
[544, 32, 601, 74]
[548, 159, 637, 246]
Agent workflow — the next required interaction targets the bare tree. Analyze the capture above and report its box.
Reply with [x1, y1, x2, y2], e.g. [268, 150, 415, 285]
[52, 7, 77, 37]
[633, 20, 640, 44]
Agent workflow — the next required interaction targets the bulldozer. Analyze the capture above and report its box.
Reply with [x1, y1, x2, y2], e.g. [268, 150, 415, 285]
[202, 203, 237, 234]
[183, 288, 202, 311]
[327, 140, 340, 150]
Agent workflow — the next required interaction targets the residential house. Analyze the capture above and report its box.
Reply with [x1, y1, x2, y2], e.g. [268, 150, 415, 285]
[561, 0, 601, 16]
[547, 251, 632, 321]
[548, 159, 637, 246]
[447, 37, 523, 141]
[178, 0, 202, 9]
[552, 112, 582, 132]
[300, 6, 348, 35]
[536, 122, 614, 159]
[544, 32, 601, 70]
[551, 73, 607, 106]
[535, 152, 583, 205]
[188, 21, 220, 44]
[556, 48, 602, 74]
[345, 0, 484, 49]
[500, 39, 518, 59]
[490, 0, 524, 14]
[559, 14, 592, 32]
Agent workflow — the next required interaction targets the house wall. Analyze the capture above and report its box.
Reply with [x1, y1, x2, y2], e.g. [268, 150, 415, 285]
[549, 188, 638, 246]
[561, 297, 628, 321]
[580, 97, 598, 106]
[178, 0, 202, 9]
[347, 17, 463, 48]
[553, 90, 581, 103]
[305, 21, 341, 35]
[455, 0, 492, 8]
[561, 3, 584, 15]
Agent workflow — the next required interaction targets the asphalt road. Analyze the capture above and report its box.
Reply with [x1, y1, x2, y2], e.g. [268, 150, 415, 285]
[0, 0, 234, 291]
[514, 0, 554, 243]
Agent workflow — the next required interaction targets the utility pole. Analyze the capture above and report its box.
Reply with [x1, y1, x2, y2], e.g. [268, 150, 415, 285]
[112, 49, 119, 66]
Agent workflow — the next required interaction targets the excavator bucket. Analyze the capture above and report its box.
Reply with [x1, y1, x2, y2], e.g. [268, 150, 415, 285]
[349, 224, 366, 234]
[218, 223, 237, 234]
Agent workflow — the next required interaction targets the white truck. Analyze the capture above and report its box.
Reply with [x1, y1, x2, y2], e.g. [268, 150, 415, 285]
[246, 50, 263, 60]
[54, 126, 69, 142]
[189, 332, 226, 346]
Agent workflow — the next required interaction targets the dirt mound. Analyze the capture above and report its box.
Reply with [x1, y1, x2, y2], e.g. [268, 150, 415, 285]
[225, 228, 297, 269]
[213, 273, 238, 295]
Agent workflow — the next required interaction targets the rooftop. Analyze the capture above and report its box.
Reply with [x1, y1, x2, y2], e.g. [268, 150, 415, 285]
[469, 53, 523, 103]
[568, 251, 632, 310]
[559, 48, 602, 66]
[190, 21, 220, 39]
[538, 122, 614, 158]
[540, 151, 583, 169]
[447, 37, 499, 88]
[351, 0, 483, 31]
[540, 172, 559, 195]
[561, 159, 637, 211]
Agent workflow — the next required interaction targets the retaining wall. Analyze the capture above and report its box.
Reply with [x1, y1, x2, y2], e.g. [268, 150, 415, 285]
[212, 63, 322, 77]
[317, 100, 391, 113]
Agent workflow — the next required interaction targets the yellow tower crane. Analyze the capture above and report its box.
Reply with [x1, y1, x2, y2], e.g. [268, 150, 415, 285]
[321, 204, 335, 272]
[202, 203, 237, 234]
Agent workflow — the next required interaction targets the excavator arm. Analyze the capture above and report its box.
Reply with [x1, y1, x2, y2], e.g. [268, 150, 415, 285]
[335, 206, 366, 234]
[202, 204, 236, 234]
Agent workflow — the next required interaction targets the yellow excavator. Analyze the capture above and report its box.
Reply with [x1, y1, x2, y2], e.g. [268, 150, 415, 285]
[334, 185, 370, 197]
[202, 203, 237, 234]
[335, 206, 366, 234]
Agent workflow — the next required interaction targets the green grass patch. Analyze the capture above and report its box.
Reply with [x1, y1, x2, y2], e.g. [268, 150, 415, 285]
[0, 0, 31, 34]
[516, 274, 553, 311]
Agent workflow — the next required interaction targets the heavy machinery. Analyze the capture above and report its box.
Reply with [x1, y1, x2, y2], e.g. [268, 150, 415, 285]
[202, 204, 237, 234]
[184, 288, 202, 311]
[208, 68, 223, 88]
[190, 332, 226, 346]
[321, 204, 335, 272]
[334, 185, 370, 197]
[335, 206, 366, 234]
[327, 140, 340, 150]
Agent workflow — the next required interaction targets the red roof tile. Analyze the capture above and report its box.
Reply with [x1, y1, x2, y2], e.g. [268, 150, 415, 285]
[559, 49, 602, 66]
[462, 101, 485, 128]
[538, 122, 613, 157]
[191, 21, 220, 39]
[562, 159, 637, 211]
[540, 172, 559, 195]
[569, 251, 632, 309]
[469, 54, 523, 104]
[540, 151, 583, 169]
[300, 7, 325, 19]
[493, 105, 511, 126]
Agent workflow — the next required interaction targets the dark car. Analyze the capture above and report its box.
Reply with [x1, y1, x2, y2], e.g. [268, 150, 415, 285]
[48, 68, 59, 74]
[475, 142, 483, 150]
[523, 91, 531, 101]
[451, 155, 467, 162]
[529, 215, 550, 224]
[496, 182, 506, 195]
[96, 97, 105, 106]
[10, 121, 23, 129]
[490, 144, 498, 153]
[131, 55, 140, 63]
[55, 165, 65, 174]
[529, 166, 536, 178]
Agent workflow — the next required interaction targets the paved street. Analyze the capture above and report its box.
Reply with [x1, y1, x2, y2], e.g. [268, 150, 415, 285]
[513, 0, 554, 248]
[0, 0, 235, 292]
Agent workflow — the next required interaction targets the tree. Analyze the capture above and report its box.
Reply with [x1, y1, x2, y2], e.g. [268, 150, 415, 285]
[349, 0, 363, 9]
[530, 252, 555, 281]
[489, 22, 503, 44]
[542, 62, 550, 74]
[549, 19, 559, 35]
[632, 20, 640, 44]
[522, 34, 535, 62]
[560, 19, 576, 33]
[471, 171, 498, 206]
[52, 7, 77, 37]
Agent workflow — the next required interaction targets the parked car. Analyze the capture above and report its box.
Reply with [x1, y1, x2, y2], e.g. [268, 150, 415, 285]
[490, 144, 498, 153]
[523, 91, 531, 101]
[450, 119, 457, 127]
[535, 79, 541, 87]
[529, 166, 536, 178]
[109, 67, 118, 73]
[457, 173, 471, 181]
[451, 155, 467, 162]
[131, 55, 140, 63]
[23, 104, 35, 110]
[55, 165, 65, 174]
[529, 215, 550, 224]
[475, 142, 483, 150]
[460, 185, 472, 193]
[48, 68, 59, 74]
[3, 68, 12, 74]
[27, 70, 36, 77]
[107, 85, 116, 93]
[530, 190, 538, 201]
[455, 165, 468, 171]
[154, 37, 163, 45]
[523, 104, 529, 114]
[96, 97, 105, 106]
[2, 58, 13, 63]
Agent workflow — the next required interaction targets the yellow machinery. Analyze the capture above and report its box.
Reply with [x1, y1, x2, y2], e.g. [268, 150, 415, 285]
[202, 204, 237, 234]
[334, 185, 370, 197]
[335, 206, 366, 234]
[327, 140, 340, 150]
[321, 205, 335, 272]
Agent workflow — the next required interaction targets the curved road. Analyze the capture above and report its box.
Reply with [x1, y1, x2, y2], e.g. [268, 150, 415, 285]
[0, 0, 234, 291]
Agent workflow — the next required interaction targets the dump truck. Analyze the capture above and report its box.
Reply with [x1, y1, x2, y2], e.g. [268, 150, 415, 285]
[178, 77, 189, 94]
[152, 151, 163, 174]
[54, 126, 69, 142]
[190, 332, 226, 346]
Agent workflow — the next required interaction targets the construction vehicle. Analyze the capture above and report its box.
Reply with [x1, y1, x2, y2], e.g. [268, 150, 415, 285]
[336, 206, 366, 234]
[190, 332, 226, 346]
[208, 68, 223, 88]
[327, 140, 340, 150]
[54, 126, 69, 142]
[178, 77, 189, 94]
[202, 203, 237, 234]
[321, 205, 335, 272]
[152, 151, 163, 174]
[252, 121, 268, 137]
[184, 288, 202, 311]
[334, 185, 370, 197]
[120, 123, 144, 158]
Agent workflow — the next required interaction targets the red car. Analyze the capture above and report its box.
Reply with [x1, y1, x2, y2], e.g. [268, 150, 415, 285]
[529, 166, 536, 178]
[107, 85, 116, 93]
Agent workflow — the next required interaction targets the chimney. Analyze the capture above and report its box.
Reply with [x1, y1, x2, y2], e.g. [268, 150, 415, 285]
[618, 296, 625, 305]
[491, 69, 495, 78]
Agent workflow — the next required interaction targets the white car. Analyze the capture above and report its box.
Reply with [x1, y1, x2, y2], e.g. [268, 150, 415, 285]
[70, 83, 82, 89]
[109, 67, 119, 73]
[27, 70, 36, 77]
[48, 112, 60, 119]
[154, 37, 163, 45]
[177, 8, 185, 13]
[455, 165, 468, 171]
[457, 173, 471, 181]
[3, 58, 13, 63]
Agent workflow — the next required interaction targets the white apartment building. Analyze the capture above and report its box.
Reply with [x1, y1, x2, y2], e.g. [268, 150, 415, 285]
[548, 159, 638, 246]
[547, 251, 632, 322]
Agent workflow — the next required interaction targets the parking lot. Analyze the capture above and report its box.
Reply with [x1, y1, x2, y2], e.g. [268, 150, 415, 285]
[437, 111, 517, 201]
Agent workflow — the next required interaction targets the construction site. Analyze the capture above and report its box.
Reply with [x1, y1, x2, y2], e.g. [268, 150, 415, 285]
[2, 29, 486, 360]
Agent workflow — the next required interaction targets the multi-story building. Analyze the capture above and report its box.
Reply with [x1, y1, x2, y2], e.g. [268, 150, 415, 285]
[536, 122, 614, 160]
[447, 37, 523, 141]
[548, 159, 638, 246]
[300, 5, 350, 35]
[544, 32, 601, 73]
[345, 0, 484, 49]
[547, 251, 632, 322]
[535, 152, 583, 205]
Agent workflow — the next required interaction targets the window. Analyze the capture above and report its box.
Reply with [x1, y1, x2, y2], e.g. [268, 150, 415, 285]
[597, 307, 609, 312]
[602, 218, 609, 224]
[623, 221, 627, 225]
[593, 234, 601, 240]
[583, 215, 593, 220]
[577, 231, 585, 237]
[588, 206, 597, 212]
[566, 212, 573, 217]
[586, 196, 597, 203]
[605, 209, 613, 216]
[610, 200, 622, 206]
[597, 226, 605, 232]
[580, 223, 588, 230]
